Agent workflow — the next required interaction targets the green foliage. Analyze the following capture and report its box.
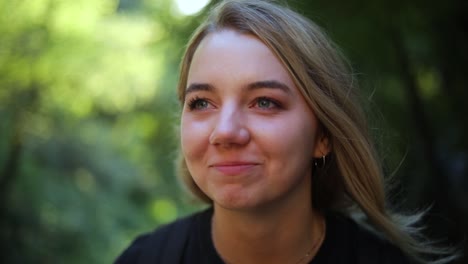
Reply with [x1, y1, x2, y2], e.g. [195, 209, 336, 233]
[0, 0, 205, 263]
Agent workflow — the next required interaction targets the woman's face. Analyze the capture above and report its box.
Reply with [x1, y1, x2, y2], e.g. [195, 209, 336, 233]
[181, 30, 326, 210]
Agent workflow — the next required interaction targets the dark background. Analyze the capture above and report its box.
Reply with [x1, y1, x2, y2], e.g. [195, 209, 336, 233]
[0, 0, 466, 262]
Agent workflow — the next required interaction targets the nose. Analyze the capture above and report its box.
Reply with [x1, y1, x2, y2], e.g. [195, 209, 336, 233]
[209, 105, 250, 147]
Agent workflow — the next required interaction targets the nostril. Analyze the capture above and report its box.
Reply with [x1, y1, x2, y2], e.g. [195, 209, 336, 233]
[208, 108, 250, 146]
[209, 123, 250, 146]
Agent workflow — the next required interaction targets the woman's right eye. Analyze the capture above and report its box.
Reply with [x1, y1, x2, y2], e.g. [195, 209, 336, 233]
[187, 97, 210, 110]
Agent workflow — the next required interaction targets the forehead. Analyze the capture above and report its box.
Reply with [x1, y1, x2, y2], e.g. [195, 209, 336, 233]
[187, 29, 293, 88]
[194, 29, 270, 60]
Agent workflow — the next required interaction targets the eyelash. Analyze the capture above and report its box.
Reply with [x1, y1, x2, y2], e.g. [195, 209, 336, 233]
[254, 96, 282, 109]
[186, 96, 282, 111]
[187, 96, 209, 110]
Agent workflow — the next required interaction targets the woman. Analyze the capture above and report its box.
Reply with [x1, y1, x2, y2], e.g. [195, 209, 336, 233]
[117, 1, 454, 263]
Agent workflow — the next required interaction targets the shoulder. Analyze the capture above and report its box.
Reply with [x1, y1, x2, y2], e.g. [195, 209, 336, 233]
[326, 213, 412, 264]
[115, 232, 152, 264]
[114, 209, 209, 264]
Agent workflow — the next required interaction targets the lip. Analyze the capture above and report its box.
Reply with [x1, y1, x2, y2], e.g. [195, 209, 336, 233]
[210, 161, 259, 176]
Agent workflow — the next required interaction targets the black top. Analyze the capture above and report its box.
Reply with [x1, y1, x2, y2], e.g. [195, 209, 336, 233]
[116, 208, 411, 264]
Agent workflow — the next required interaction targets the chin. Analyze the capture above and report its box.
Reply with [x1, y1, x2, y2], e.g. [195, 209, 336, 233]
[212, 189, 259, 211]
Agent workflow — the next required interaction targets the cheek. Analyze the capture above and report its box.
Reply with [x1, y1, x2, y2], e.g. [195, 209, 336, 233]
[180, 116, 210, 161]
[255, 114, 318, 159]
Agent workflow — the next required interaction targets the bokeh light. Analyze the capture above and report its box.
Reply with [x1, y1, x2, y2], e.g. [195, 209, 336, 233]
[174, 0, 210, 15]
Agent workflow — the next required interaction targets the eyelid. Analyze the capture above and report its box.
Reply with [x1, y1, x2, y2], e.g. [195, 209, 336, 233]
[252, 96, 282, 109]
[186, 96, 213, 111]
[185, 94, 284, 111]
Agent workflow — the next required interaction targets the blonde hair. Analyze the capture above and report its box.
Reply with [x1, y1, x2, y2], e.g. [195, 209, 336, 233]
[175, 0, 456, 263]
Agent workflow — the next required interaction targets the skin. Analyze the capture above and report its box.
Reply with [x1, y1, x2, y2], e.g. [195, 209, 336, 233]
[181, 29, 329, 264]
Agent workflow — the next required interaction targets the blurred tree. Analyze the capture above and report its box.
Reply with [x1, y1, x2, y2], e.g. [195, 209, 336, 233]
[0, 0, 203, 263]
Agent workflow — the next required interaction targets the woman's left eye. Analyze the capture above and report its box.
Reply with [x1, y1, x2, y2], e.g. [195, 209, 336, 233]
[255, 97, 279, 109]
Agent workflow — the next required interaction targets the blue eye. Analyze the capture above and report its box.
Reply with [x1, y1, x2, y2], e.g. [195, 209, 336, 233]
[188, 97, 209, 110]
[256, 97, 279, 109]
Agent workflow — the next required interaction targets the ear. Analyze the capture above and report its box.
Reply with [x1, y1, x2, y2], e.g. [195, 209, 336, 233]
[313, 133, 331, 158]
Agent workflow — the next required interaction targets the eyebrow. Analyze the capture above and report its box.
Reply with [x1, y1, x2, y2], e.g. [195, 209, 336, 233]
[184, 80, 292, 98]
[246, 80, 292, 95]
[185, 83, 215, 96]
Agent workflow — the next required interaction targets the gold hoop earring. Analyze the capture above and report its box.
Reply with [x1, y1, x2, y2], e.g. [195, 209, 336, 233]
[314, 155, 326, 169]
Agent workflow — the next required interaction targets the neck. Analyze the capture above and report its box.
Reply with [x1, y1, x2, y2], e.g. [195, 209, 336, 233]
[212, 202, 325, 264]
